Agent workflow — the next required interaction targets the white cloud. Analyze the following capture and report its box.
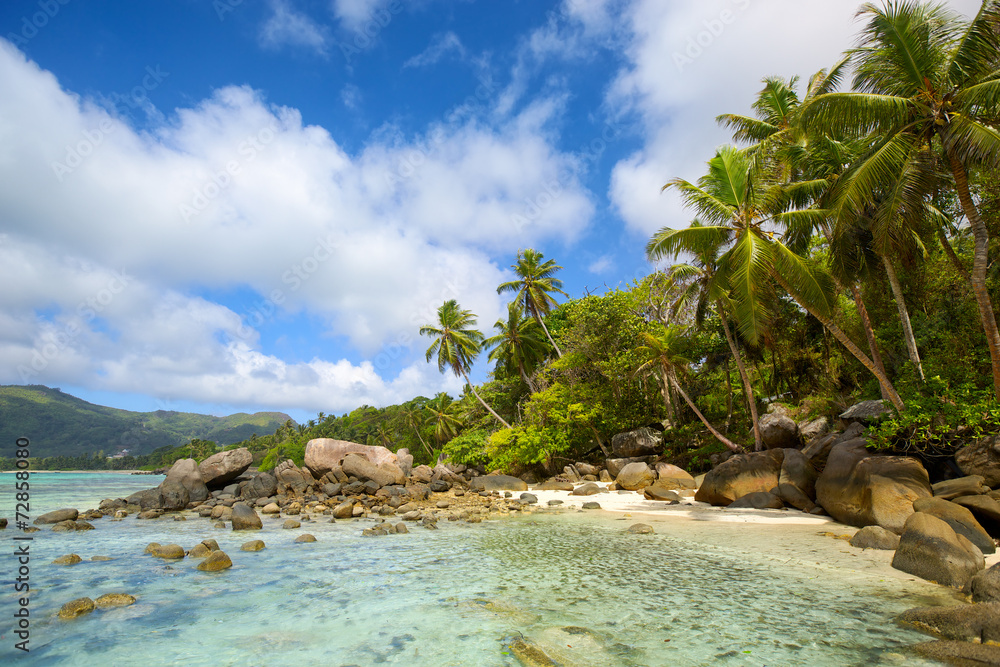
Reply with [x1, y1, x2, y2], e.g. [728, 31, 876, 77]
[404, 31, 466, 68]
[0, 39, 591, 412]
[341, 83, 362, 109]
[587, 255, 614, 274]
[259, 0, 329, 55]
[331, 0, 391, 30]
[606, 0, 985, 238]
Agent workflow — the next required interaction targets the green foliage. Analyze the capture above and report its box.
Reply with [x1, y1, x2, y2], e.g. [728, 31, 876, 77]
[441, 429, 489, 466]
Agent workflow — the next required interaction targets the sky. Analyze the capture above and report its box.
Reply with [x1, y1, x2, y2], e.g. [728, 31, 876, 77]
[0, 0, 982, 424]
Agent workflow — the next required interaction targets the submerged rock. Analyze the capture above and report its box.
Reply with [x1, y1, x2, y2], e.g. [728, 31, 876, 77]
[52, 554, 82, 565]
[58, 597, 95, 620]
[294, 534, 316, 543]
[241, 539, 266, 552]
[35, 508, 79, 525]
[95, 593, 136, 608]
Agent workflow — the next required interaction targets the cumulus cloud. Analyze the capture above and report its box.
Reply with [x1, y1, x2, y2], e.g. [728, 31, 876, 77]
[331, 0, 391, 30]
[0, 38, 591, 412]
[606, 0, 984, 238]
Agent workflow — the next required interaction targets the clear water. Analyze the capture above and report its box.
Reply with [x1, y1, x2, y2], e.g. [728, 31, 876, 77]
[0, 474, 949, 666]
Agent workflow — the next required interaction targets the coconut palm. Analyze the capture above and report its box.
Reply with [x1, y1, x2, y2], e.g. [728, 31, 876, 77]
[400, 399, 434, 457]
[651, 144, 905, 409]
[483, 302, 550, 393]
[497, 248, 568, 357]
[420, 299, 511, 428]
[803, 0, 1000, 398]
[635, 325, 743, 452]
[423, 392, 463, 447]
[649, 232, 764, 450]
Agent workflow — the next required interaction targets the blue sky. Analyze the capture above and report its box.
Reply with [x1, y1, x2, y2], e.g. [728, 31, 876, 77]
[0, 0, 981, 423]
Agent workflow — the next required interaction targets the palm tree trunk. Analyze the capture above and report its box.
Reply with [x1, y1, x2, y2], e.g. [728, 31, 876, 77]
[535, 314, 563, 358]
[724, 355, 733, 432]
[518, 363, 537, 393]
[659, 371, 677, 427]
[461, 371, 512, 428]
[773, 273, 905, 411]
[717, 304, 761, 450]
[948, 150, 1000, 401]
[413, 424, 433, 457]
[668, 374, 743, 453]
[938, 227, 971, 282]
[850, 282, 892, 402]
[881, 255, 925, 381]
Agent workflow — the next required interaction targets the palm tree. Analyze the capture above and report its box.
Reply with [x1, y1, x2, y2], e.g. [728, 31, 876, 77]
[497, 248, 568, 357]
[400, 399, 434, 457]
[420, 299, 512, 428]
[653, 145, 905, 410]
[635, 326, 743, 452]
[803, 0, 1000, 399]
[483, 302, 550, 392]
[423, 392, 463, 447]
[648, 234, 763, 449]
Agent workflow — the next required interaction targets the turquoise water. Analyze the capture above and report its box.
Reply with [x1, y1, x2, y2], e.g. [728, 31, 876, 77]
[1, 474, 948, 666]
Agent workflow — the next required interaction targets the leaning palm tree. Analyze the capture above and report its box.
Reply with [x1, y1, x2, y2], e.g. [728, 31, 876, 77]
[649, 233, 763, 450]
[497, 248, 568, 357]
[420, 299, 511, 428]
[803, 0, 1000, 399]
[652, 144, 905, 410]
[483, 302, 550, 393]
[635, 326, 743, 453]
[400, 399, 434, 457]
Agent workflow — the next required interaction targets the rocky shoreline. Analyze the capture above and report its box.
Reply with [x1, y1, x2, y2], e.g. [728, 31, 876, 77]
[11, 415, 1000, 665]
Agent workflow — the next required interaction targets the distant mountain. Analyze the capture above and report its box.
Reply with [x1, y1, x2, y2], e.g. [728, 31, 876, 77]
[0, 385, 292, 458]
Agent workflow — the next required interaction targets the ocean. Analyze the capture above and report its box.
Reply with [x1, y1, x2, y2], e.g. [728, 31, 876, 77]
[0, 473, 951, 666]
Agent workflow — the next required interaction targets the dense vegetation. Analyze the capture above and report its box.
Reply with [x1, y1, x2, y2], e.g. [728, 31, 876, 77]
[9, 1, 1000, 478]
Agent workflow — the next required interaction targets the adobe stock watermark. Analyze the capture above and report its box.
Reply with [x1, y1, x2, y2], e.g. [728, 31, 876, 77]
[17, 270, 132, 382]
[673, 0, 751, 72]
[51, 65, 170, 182]
[213, 0, 243, 21]
[178, 120, 279, 223]
[5, 0, 71, 48]
[511, 118, 624, 234]
[338, 0, 404, 65]
[233, 234, 343, 340]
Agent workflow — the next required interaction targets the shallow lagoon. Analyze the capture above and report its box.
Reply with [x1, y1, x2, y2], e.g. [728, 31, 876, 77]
[0, 473, 952, 666]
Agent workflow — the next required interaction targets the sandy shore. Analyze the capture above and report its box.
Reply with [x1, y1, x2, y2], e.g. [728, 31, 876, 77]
[526, 482, 1000, 596]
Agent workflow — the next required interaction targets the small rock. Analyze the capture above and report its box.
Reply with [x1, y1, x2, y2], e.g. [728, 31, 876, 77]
[394, 522, 408, 534]
[282, 519, 301, 529]
[261, 503, 281, 514]
[58, 597, 95, 620]
[571, 482, 602, 496]
[626, 523, 654, 534]
[52, 554, 82, 565]
[188, 543, 212, 558]
[90, 556, 113, 561]
[151, 544, 185, 559]
[294, 534, 317, 543]
[201, 539, 220, 551]
[547, 499, 564, 506]
[241, 539, 266, 552]
[95, 593, 136, 608]
[849, 525, 900, 550]
[966, 562, 1000, 602]
[197, 551, 233, 571]
[582, 502, 601, 510]
[519, 493, 538, 504]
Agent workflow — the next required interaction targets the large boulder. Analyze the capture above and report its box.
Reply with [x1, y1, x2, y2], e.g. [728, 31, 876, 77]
[231, 503, 262, 531]
[605, 457, 653, 478]
[161, 458, 209, 504]
[815, 439, 931, 533]
[273, 460, 313, 495]
[932, 475, 988, 500]
[610, 427, 662, 458]
[34, 509, 79, 525]
[159, 480, 189, 511]
[759, 413, 800, 449]
[303, 439, 398, 477]
[241, 472, 277, 500]
[653, 463, 696, 490]
[410, 465, 433, 484]
[955, 435, 1000, 487]
[839, 399, 892, 423]
[341, 453, 406, 489]
[395, 448, 414, 477]
[897, 603, 1000, 644]
[797, 417, 829, 445]
[912, 497, 996, 554]
[694, 449, 784, 506]
[966, 562, 1000, 603]
[469, 475, 527, 492]
[126, 488, 163, 510]
[891, 512, 984, 588]
[615, 462, 655, 491]
[953, 494, 1000, 537]
[801, 422, 865, 469]
[198, 448, 252, 488]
